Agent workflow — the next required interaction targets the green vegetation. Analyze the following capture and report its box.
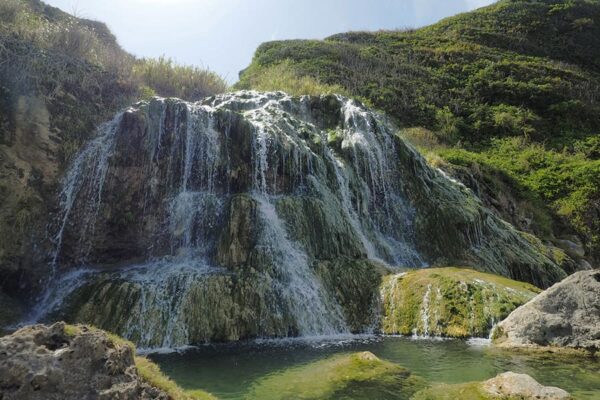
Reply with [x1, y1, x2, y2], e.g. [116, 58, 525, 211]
[238, 0, 600, 261]
[135, 356, 217, 400]
[239, 60, 349, 96]
[380, 268, 540, 338]
[133, 56, 228, 101]
[0, 0, 228, 106]
[246, 351, 426, 400]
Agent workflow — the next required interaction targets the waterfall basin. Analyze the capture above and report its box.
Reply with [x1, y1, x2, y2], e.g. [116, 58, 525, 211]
[150, 335, 600, 400]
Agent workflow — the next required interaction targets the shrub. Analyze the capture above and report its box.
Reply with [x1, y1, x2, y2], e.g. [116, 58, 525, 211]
[133, 56, 228, 101]
[236, 60, 348, 96]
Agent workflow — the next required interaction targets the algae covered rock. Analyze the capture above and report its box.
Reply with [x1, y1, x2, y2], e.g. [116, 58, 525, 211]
[493, 269, 600, 355]
[381, 268, 540, 338]
[413, 372, 571, 400]
[315, 258, 390, 332]
[246, 351, 426, 400]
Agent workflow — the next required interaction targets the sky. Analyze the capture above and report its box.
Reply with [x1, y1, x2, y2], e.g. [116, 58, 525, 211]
[44, 0, 495, 83]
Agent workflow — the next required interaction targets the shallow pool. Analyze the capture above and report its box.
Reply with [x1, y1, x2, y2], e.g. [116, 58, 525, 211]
[150, 336, 600, 399]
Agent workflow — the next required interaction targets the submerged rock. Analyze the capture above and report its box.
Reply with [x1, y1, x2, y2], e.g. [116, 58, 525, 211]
[413, 371, 571, 400]
[246, 351, 426, 400]
[493, 269, 600, 355]
[380, 268, 540, 338]
[0, 322, 171, 400]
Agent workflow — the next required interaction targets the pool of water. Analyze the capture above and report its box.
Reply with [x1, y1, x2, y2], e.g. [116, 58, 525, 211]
[150, 335, 600, 400]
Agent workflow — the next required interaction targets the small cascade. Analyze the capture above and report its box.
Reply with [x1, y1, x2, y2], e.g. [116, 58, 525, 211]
[50, 114, 121, 271]
[254, 196, 348, 335]
[337, 97, 424, 267]
[245, 100, 348, 335]
[414, 284, 432, 338]
[327, 149, 379, 260]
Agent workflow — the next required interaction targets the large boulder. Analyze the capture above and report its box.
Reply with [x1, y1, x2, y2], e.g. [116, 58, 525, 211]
[380, 267, 540, 338]
[493, 269, 600, 355]
[0, 322, 167, 399]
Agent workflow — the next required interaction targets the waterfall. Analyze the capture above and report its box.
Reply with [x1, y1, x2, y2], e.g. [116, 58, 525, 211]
[50, 113, 121, 271]
[414, 284, 432, 338]
[31, 91, 435, 348]
[254, 196, 348, 335]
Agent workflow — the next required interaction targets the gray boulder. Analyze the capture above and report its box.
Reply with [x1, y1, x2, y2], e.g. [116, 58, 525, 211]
[0, 322, 168, 400]
[483, 372, 571, 400]
[493, 269, 600, 354]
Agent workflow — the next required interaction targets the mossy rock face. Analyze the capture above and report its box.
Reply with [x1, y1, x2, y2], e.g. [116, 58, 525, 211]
[57, 267, 295, 348]
[380, 267, 541, 338]
[0, 290, 25, 328]
[246, 351, 426, 400]
[315, 258, 390, 332]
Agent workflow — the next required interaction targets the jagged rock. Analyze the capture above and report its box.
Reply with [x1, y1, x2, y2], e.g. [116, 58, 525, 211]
[380, 267, 540, 338]
[493, 269, 600, 354]
[0, 322, 169, 400]
[413, 372, 571, 400]
[482, 372, 571, 400]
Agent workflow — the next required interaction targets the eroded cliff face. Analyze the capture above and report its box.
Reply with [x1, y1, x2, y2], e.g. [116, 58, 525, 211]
[30, 91, 566, 348]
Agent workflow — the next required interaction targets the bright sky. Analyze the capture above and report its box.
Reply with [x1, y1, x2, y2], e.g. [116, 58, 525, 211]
[44, 0, 495, 83]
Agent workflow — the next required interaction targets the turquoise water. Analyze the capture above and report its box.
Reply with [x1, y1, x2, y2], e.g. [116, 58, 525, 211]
[151, 336, 600, 400]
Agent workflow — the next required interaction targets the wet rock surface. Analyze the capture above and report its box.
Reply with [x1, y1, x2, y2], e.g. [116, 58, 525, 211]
[0, 322, 169, 400]
[494, 269, 600, 354]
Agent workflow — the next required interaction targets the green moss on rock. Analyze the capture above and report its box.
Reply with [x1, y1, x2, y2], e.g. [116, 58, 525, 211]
[246, 351, 426, 400]
[315, 258, 391, 332]
[380, 267, 540, 338]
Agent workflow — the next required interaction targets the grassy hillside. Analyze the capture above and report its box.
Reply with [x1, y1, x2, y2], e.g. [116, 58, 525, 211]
[238, 0, 600, 264]
[0, 0, 228, 309]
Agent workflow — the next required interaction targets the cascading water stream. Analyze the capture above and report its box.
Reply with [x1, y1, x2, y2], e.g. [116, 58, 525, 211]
[29, 91, 438, 348]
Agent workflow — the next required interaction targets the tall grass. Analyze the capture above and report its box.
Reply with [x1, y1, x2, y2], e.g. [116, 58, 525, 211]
[0, 1, 228, 101]
[236, 60, 348, 96]
[133, 56, 228, 101]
